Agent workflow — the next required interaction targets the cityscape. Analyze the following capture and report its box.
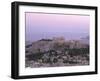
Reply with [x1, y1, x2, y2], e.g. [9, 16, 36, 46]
[25, 12, 90, 68]
[25, 36, 89, 68]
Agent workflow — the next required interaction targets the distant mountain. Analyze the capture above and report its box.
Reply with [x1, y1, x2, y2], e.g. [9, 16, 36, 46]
[25, 41, 32, 48]
[81, 36, 89, 40]
[79, 36, 89, 45]
[26, 41, 32, 45]
[38, 39, 52, 41]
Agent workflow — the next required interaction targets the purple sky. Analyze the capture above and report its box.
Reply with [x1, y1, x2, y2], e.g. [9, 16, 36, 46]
[25, 12, 90, 41]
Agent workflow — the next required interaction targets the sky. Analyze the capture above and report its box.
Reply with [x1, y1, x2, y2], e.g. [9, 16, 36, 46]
[25, 12, 90, 41]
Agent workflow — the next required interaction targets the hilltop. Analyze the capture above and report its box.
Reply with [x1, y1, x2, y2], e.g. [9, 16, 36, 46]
[25, 37, 89, 68]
